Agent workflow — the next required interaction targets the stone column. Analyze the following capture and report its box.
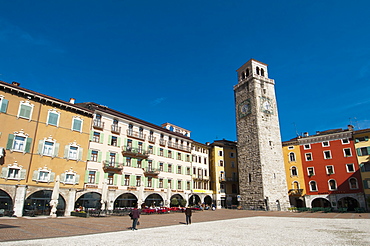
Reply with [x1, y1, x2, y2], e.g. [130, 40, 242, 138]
[13, 185, 27, 217]
[66, 189, 76, 216]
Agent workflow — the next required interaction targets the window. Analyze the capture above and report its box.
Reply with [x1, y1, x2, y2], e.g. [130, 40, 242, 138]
[128, 124, 133, 135]
[65, 142, 82, 161]
[343, 148, 352, 157]
[177, 153, 182, 160]
[65, 173, 75, 184]
[47, 109, 60, 126]
[137, 159, 142, 168]
[204, 169, 207, 177]
[230, 152, 235, 158]
[219, 160, 224, 166]
[8, 168, 20, 179]
[43, 141, 54, 156]
[307, 167, 315, 176]
[289, 152, 296, 162]
[69, 146, 78, 160]
[39, 171, 50, 182]
[126, 139, 132, 151]
[72, 116, 83, 132]
[7, 131, 32, 153]
[107, 173, 114, 185]
[304, 144, 311, 150]
[148, 160, 153, 171]
[91, 150, 98, 162]
[231, 161, 235, 168]
[138, 142, 143, 153]
[139, 127, 144, 138]
[342, 138, 349, 144]
[148, 145, 153, 154]
[355, 136, 369, 142]
[177, 166, 182, 174]
[126, 157, 131, 167]
[168, 164, 172, 173]
[193, 167, 196, 175]
[309, 181, 317, 191]
[168, 179, 172, 189]
[326, 165, 334, 175]
[186, 167, 190, 175]
[18, 101, 34, 119]
[0, 96, 9, 113]
[109, 152, 116, 166]
[346, 163, 355, 173]
[291, 166, 298, 176]
[147, 177, 152, 187]
[136, 176, 141, 186]
[218, 150, 223, 156]
[357, 147, 370, 156]
[186, 155, 190, 162]
[168, 150, 172, 158]
[305, 153, 313, 161]
[110, 136, 118, 146]
[361, 162, 370, 172]
[220, 171, 225, 181]
[159, 179, 163, 188]
[159, 163, 163, 171]
[94, 114, 103, 128]
[288, 146, 294, 150]
[88, 171, 96, 184]
[177, 180, 182, 190]
[328, 179, 337, 190]
[187, 181, 190, 190]
[198, 156, 201, 163]
[93, 132, 100, 143]
[322, 141, 330, 147]
[159, 148, 164, 156]
[124, 175, 130, 186]
[2, 162, 26, 180]
[32, 168, 55, 183]
[323, 150, 332, 159]
[349, 178, 358, 189]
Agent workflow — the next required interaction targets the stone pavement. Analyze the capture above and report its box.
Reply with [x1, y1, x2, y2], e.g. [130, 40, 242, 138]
[0, 210, 369, 245]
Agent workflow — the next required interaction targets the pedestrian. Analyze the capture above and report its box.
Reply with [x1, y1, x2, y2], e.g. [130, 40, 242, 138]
[185, 206, 192, 225]
[129, 205, 141, 230]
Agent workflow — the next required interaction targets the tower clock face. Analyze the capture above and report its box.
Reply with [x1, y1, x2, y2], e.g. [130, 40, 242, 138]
[239, 100, 251, 118]
[261, 97, 273, 114]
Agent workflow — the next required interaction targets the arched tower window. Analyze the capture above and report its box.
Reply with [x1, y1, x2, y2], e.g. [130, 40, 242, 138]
[328, 179, 337, 190]
[256, 67, 260, 75]
[289, 152, 296, 162]
[309, 181, 317, 191]
[261, 68, 265, 77]
[246, 68, 250, 77]
[291, 166, 298, 176]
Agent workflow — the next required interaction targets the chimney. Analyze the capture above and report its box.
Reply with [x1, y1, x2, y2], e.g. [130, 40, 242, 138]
[303, 132, 309, 137]
[12, 81, 20, 86]
[348, 125, 354, 131]
[69, 98, 75, 104]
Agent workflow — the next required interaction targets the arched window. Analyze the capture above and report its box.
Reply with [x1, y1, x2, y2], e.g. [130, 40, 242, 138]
[349, 178, 358, 189]
[246, 68, 250, 77]
[289, 152, 296, 162]
[292, 181, 299, 190]
[261, 68, 265, 77]
[256, 67, 260, 75]
[309, 181, 317, 191]
[291, 166, 298, 176]
[328, 179, 337, 190]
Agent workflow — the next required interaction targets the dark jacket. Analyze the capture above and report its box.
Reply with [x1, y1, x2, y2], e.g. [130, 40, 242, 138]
[185, 207, 192, 216]
[130, 209, 141, 219]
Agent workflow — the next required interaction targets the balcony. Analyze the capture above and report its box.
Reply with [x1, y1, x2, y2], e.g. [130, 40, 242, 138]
[159, 139, 166, 146]
[148, 136, 156, 143]
[167, 142, 191, 152]
[143, 167, 160, 177]
[288, 189, 303, 196]
[93, 120, 104, 130]
[127, 130, 146, 140]
[122, 146, 149, 159]
[111, 124, 121, 134]
[103, 161, 123, 172]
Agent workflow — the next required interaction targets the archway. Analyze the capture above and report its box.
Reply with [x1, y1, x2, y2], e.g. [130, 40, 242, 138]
[75, 192, 101, 210]
[311, 198, 331, 208]
[337, 197, 359, 212]
[0, 189, 13, 210]
[114, 193, 138, 208]
[144, 193, 163, 207]
[170, 194, 185, 207]
[24, 190, 66, 216]
[204, 195, 212, 205]
[189, 194, 201, 206]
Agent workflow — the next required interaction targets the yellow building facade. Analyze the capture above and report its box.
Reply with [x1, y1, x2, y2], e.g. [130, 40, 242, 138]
[282, 139, 306, 208]
[0, 81, 92, 216]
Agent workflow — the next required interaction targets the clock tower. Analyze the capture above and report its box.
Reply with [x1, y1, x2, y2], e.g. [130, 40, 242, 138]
[234, 59, 289, 211]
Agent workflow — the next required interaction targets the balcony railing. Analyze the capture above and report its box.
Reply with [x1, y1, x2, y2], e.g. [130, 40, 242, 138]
[148, 136, 156, 143]
[167, 142, 191, 152]
[122, 146, 149, 159]
[143, 167, 160, 176]
[111, 124, 121, 134]
[103, 161, 123, 171]
[93, 120, 104, 130]
[127, 130, 146, 140]
[159, 139, 166, 146]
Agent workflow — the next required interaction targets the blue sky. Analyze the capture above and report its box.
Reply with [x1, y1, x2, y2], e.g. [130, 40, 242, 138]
[1, 1, 370, 143]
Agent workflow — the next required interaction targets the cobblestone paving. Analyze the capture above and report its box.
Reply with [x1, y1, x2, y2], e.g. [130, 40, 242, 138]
[0, 210, 369, 243]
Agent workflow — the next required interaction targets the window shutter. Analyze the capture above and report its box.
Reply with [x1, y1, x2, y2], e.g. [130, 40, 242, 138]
[104, 172, 108, 179]
[84, 170, 89, 183]
[89, 131, 94, 141]
[100, 133, 104, 144]
[357, 148, 362, 156]
[32, 170, 38, 181]
[78, 147, 83, 161]
[6, 134, 14, 150]
[1, 167, 8, 178]
[118, 137, 121, 147]
[121, 174, 125, 185]
[113, 174, 118, 185]
[108, 135, 112, 145]
[130, 175, 136, 186]
[164, 179, 168, 189]
[75, 174, 80, 184]
[355, 138, 359, 143]
[0, 99, 8, 113]
[20, 169, 26, 179]
[360, 163, 365, 172]
[366, 136, 369, 141]
[164, 163, 168, 172]
[133, 140, 138, 148]
[73, 119, 82, 131]
[48, 112, 58, 125]
[106, 152, 110, 162]
[98, 151, 102, 162]
[53, 143, 60, 158]
[95, 171, 100, 184]
[25, 138, 32, 153]
[131, 158, 137, 168]
[64, 145, 69, 159]
[116, 154, 119, 166]
[363, 180, 369, 189]
[87, 149, 92, 161]
[60, 173, 66, 183]
[50, 172, 55, 182]
[367, 147, 370, 155]
[144, 177, 148, 187]
[37, 140, 44, 155]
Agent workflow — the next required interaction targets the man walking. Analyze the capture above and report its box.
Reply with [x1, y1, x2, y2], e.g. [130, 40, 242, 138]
[130, 205, 141, 230]
[185, 206, 192, 225]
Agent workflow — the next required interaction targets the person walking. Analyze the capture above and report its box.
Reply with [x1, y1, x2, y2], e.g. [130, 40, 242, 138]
[129, 205, 141, 230]
[185, 206, 192, 225]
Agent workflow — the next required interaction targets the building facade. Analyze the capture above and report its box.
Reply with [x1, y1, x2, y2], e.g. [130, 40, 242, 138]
[0, 81, 93, 217]
[234, 59, 289, 211]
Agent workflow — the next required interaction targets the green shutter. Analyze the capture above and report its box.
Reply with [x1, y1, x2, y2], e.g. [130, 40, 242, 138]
[50, 172, 55, 182]
[118, 137, 121, 147]
[75, 174, 80, 184]
[25, 138, 32, 153]
[100, 133, 104, 144]
[64, 145, 69, 158]
[104, 173, 108, 179]
[6, 134, 14, 150]
[89, 131, 94, 141]
[121, 174, 125, 185]
[37, 140, 44, 155]
[1, 167, 8, 178]
[360, 163, 365, 172]
[53, 143, 59, 158]
[106, 152, 110, 162]
[84, 170, 89, 183]
[116, 154, 120, 166]
[367, 147, 370, 155]
[98, 151, 102, 162]
[95, 171, 100, 184]
[130, 175, 136, 186]
[164, 179, 168, 189]
[113, 174, 118, 185]
[60, 173, 66, 183]
[32, 170, 38, 181]
[357, 148, 362, 156]
[132, 158, 137, 168]
[108, 135, 112, 145]
[363, 180, 369, 189]
[133, 140, 138, 148]
[78, 147, 83, 161]
[87, 150, 92, 161]
[0, 99, 8, 113]
[20, 169, 26, 179]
